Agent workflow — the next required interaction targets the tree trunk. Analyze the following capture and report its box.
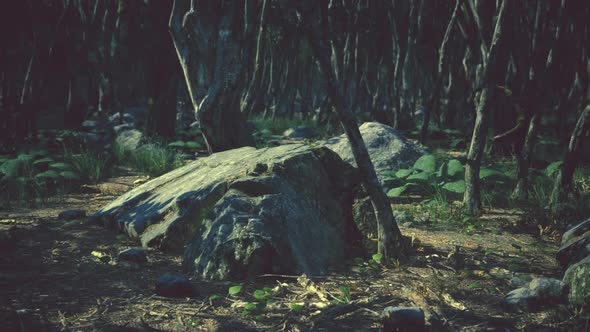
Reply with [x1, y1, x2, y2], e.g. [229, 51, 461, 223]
[511, 114, 540, 200]
[420, 0, 461, 144]
[169, 0, 254, 153]
[550, 104, 590, 210]
[463, 0, 509, 215]
[242, 0, 269, 116]
[297, 1, 404, 259]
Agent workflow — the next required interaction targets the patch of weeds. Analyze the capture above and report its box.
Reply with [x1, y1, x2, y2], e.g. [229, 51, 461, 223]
[183, 318, 201, 327]
[0, 150, 84, 208]
[333, 285, 352, 304]
[115, 141, 185, 177]
[458, 216, 485, 234]
[66, 150, 112, 184]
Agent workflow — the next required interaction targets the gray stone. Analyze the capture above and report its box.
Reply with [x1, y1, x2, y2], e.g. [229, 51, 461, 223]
[117, 248, 148, 263]
[529, 277, 565, 298]
[94, 144, 364, 280]
[502, 277, 565, 312]
[58, 209, 86, 220]
[113, 124, 134, 134]
[381, 306, 425, 332]
[393, 210, 413, 224]
[321, 122, 426, 184]
[557, 217, 590, 268]
[563, 255, 590, 306]
[115, 129, 143, 151]
[155, 273, 194, 298]
[283, 126, 320, 140]
[502, 287, 536, 311]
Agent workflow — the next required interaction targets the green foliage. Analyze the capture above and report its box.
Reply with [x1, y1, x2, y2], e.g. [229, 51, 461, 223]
[371, 253, 383, 264]
[413, 155, 436, 173]
[385, 155, 465, 199]
[66, 152, 111, 184]
[290, 303, 305, 312]
[544, 161, 563, 178]
[0, 151, 85, 208]
[386, 154, 513, 205]
[115, 141, 185, 177]
[334, 285, 352, 304]
[228, 285, 243, 296]
[35, 170, 60, 180]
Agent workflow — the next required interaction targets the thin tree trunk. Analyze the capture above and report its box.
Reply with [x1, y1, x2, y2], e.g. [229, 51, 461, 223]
[297, 1, 404, 259]
[463, 0, 509, 215]
[550, 104, 590, 210]
[511, 114, 540, 200]
[242, 0, 269, 116]
[420, 0, 461, 144]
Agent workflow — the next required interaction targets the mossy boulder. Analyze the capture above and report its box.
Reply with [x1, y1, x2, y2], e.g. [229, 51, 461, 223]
[94, 144, 366, 280]
[563, 256, 590, 306]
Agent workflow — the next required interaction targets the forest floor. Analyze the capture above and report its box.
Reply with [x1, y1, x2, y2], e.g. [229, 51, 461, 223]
[0, 169, 585, 331]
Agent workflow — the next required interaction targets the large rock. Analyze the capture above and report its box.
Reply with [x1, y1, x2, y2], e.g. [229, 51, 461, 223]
[93, 144, 364, 280]
[557, 217, 590, 268]
[563, 256, 590, 306]
[321, 122, 425, 184]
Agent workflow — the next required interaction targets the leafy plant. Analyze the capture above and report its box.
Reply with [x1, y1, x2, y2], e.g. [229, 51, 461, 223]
[228, 285, 243, 296]
[385, 155, 510, 201]
[334, 285, 352, 304]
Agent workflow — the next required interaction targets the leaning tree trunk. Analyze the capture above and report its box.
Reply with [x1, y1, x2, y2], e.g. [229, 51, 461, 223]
[511, 114, 540, 200]
[463, 0, 509, 216]
[297, 1, 404, 259]
[169, 0, 254, 153]
[550, 104, 590, 211]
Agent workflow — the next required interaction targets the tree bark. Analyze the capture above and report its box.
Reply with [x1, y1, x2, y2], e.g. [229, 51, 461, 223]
[511, 114, 539, 200]
[550, 104, 590, 210]
[169, 0, 254, 153]
[241, 0, 269, 116]
[297, 1, 404, 259]
[463, 0, 509, 215]
[420, 0, 461, 144]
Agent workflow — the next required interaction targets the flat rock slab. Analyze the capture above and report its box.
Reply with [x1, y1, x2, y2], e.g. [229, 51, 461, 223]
[94, 144, 364, 280]
[321, 122, 425, 184]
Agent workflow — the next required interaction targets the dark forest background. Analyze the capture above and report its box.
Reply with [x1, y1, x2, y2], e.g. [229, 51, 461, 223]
[0, 0, 589, 213]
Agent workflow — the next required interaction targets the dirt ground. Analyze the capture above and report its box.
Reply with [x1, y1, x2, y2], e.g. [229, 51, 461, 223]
[0, 173, 587, 331]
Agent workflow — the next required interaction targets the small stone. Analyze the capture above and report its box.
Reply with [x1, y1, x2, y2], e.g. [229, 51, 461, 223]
[381, 307, 425, 332]
[529, 277, 564, 298]
[502, 277, 565, 312]
[155, 273, 194, 298]
[117, 248, 148, 264]
[79, 185, 101, 194]
[402, 222, 413, 228]
[393, 210, 413, 224]
[502, 287, 535, 312]
[283, 126, 320, 140]
[58, 209, 86, 220]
